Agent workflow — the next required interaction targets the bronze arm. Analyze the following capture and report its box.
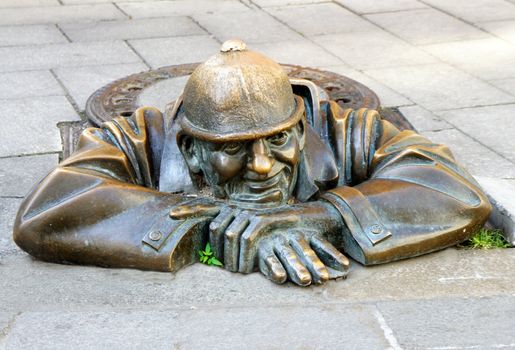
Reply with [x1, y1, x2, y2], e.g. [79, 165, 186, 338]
[13, 107, 208, 272]
[321, 104, 492, 265]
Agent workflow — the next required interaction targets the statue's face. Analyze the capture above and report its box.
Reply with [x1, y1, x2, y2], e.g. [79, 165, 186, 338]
[182, 124, 304, 205]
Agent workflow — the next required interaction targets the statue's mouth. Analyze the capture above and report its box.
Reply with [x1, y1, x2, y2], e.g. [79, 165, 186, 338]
[228, 166, 291, 204]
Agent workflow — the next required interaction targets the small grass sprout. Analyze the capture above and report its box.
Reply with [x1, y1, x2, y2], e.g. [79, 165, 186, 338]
[461, 228, 510, 249]
[198, 243, 223, 266]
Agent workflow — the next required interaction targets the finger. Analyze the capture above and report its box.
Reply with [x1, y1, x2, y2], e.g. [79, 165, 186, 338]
[238, 219, 265, 274]
[310, 236, 350, 276]
[223, 213, 249, 272]
[258, 245, 287, 284]
[274, 244, 311, 286]
[169, 201, 220, 220]
[289, 235, 329, 285]
[209, 207, 235, 260]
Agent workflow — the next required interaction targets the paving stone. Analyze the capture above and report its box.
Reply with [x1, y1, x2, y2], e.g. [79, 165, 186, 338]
[365, 8, 487, 46]
[0, 0, 58, 7]
[253, 0, 328, 7]
[437, 104, 515, 163]
[479, 19, 515, 46]
[315, 30, 438, 70]
[1, 248, 514, 314]
[3, 305, 391, 349]
[0, 71, 63, 100]
[489, 77, 515, 95]
[377, 296, 515, 349]
[59, 17, 205, 42]
[0, 154, 58, 198]
[0, 4, 125, 26]
[365, 63, 515, 111]
[335, 0, 427, 14]
[0, 96, 80, 157]
[128, 35, 221, 68]
[423, 38, 515, 81]
[0, 25, 66, 47]
[117, 0, 248, 18]
[476, 177, 515, 245]
[193, 10, 303, 44]
[423, 0, 515, 23]
[422, 128, 515, 179]
[320, 65, 414, 107]
[54, 63, 148, 111]
[0, 41, 141, 73]
[398, 105, 453, 132]
[0, 198, 23, 257]
[267, 3, 376, 36]
[251, 40, 344, 67]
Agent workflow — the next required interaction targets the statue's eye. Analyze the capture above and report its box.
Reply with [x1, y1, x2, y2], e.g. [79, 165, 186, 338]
[223, 142, 242, 155]
[268, 131, 288, 146]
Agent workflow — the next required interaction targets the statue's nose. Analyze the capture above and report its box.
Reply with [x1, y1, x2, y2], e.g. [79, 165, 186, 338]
[248, 139, 273, 175]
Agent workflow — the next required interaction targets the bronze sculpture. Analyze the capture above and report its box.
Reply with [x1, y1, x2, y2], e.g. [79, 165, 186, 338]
[13, 39, 492, 286]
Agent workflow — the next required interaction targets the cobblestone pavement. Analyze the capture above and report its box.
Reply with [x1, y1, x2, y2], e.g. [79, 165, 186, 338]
[1, 0, 514, 349]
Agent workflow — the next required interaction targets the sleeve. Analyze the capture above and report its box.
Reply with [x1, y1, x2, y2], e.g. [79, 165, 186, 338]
[13, 107, 208, 272]
[320, 102, 492, 265]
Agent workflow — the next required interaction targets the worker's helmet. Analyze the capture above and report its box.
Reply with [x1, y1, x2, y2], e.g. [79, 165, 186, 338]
[179, 39, 304, 142]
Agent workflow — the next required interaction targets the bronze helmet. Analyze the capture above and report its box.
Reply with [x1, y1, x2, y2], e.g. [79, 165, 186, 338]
[178, 39, 305, 142]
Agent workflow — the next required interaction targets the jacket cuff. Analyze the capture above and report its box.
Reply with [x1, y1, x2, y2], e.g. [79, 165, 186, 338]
[321, 186, 391, 264]
[142, 212, 209, 272]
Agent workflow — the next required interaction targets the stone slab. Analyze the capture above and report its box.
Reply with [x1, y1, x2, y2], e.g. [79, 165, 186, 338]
[1, 248, 513, 314]
[117, 0, 248, 18]
[365, 63, 515, 111]
[251, 40, 344, 68]
[423, 0, 515, 23]
[0, 41, 141, 73]
[437, 104, 515, 163]
[422, 128, 515, 179]
[0, 0, 58, 7]
[0, 154, 58, 198]
[3, 305, 391, 349]
[128, 35, 220, 68]
[0, 25, 66, 47]
[335, 0, 427, 14]
[489, 77, 515, 96]
[365, 8, 487, 45]
[377, 296, 515, 349]
[423, 38, 515, 81]
[479, 19, 515, 46]
[0, 198, 23, 257]
[267, 3, 376, 36]
[54, 63, 149, 111]
[476, 177, 515, 246]
[0, 96, 80, 157]
[321, 65, 414, 107]
[193, 10, 303, 44]
[315, 30, 438, 70]
[0, 4, 125, 26]
[253, 0, 328, 7]
[399, 105, 453, 132]
[0, 71, 63, 100]
[59, 17, 205, 42]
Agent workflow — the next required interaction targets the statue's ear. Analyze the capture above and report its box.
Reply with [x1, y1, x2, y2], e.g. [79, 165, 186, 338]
[296, 118, 306, 150]
[178, 134, 201, 173]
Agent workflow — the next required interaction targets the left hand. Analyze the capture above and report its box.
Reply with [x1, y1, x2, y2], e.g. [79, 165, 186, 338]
[169, 198, 345, 275]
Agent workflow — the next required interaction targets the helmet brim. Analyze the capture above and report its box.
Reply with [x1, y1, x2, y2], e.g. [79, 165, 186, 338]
[178, 95, 305, 142]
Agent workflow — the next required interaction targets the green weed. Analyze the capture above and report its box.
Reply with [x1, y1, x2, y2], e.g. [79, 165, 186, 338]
[199, 243, 223, 266]
[461, 228, 510, 249]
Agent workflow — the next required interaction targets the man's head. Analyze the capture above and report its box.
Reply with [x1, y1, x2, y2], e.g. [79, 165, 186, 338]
[177, 39, 306, 205]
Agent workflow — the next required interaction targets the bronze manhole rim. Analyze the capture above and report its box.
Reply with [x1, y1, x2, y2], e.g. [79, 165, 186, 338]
[85, 63, 386, 126]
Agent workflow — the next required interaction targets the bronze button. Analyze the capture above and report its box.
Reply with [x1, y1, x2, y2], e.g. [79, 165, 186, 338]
[148, 230, 163, 241]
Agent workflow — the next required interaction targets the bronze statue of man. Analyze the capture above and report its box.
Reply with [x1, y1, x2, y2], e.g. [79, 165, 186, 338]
[13, 39, 491, 286]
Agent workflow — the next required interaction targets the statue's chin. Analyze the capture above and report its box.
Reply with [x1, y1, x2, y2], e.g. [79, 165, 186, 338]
[229, 189, 284, 205]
